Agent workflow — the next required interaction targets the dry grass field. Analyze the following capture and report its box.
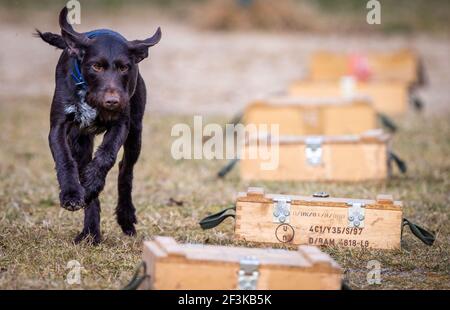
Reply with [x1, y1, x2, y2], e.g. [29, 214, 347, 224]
[0, 98, 449, 289]
[0, 3, 449, 290]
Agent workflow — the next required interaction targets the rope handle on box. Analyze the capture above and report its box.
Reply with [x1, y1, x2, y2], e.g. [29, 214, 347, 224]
[341, 280, 352, 290]
[217, 159, 240, 179]
[199, 205, 236, 230]
[378, 113, 398, 133]
[217, 111, 243, 179]
[402, 218, 435, 246]
[122, 261, 149, 290]
[388, 152, 407, 174]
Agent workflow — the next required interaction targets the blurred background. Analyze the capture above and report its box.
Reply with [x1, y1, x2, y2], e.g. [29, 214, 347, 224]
[0, 0, 448, 115]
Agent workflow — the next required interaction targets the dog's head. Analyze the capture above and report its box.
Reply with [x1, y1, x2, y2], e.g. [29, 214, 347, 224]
[38, 8, 161, 116]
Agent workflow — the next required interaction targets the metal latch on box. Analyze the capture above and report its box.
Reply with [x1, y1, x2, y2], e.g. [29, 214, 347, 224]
[347, 202, 365, 228]
[272, 197, 291, 223]
[237, 257, 260, 290]
[305, 137, 323, 166]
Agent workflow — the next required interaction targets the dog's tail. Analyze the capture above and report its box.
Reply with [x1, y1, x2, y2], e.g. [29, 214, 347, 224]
[34, 29, 66, 49]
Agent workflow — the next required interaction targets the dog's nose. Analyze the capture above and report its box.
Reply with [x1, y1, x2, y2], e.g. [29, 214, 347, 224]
[104, 94, 120, 109]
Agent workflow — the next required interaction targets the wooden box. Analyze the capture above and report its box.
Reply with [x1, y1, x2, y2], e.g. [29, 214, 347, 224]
[310, 49, 419, 85]
[240, 129, 390, 182]
[141, 236, 342, 290]
[235, 187, 403, 250]
[289, 79, 409, 115]
[243, 95, 377, 136]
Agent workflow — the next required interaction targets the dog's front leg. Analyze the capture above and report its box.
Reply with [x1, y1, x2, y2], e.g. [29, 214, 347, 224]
[49, 121, 85, 211]
[81, 121, 129, 203]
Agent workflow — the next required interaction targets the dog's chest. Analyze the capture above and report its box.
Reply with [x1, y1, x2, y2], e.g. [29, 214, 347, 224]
[64, 90, 106, 134]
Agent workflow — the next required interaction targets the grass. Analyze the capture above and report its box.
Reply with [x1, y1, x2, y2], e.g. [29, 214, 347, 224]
[0, 0, 448, 34]
[0, 96, 449, 289]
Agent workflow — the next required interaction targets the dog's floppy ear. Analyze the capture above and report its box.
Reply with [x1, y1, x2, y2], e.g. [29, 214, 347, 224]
[34, 30, 67, 49]
[59, 7, 91, 58]
[127, 27, 162, 63]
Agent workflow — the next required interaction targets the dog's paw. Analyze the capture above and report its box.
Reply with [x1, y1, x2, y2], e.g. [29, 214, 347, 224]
[117, 206, 137, 236]
[118, 216, 137, 236]
[121, 224, 137, 237]
[60, 187, 86, 211]
[74, 230, 102, 245]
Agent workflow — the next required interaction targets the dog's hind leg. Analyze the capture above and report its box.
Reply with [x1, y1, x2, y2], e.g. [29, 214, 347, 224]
[68, 129, 101, 244]
[74, 198, 101, 245]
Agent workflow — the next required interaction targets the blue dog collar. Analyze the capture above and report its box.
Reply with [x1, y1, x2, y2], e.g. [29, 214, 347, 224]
[85, 29, 127, 41]
[71, 29, 127, 88]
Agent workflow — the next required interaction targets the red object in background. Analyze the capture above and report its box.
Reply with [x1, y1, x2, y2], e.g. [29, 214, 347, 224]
[349, 54, 372, 81]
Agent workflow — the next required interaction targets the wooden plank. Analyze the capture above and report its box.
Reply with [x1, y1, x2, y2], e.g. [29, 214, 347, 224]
[236, 188, 402, 211]
[358, 81, 409, 115]
[310, 51, 348, 81]
[244, 96, 377, 136]
[247, 186, 265, 197]
[151, 261, 341, 289]
[367, 50, 418, 84]
[289, 80, 409, 115]
[376, 194, 394, 205]
[309, 50, 419, 84]
[249, 130, 390, 144]
[235, 200, 402, 250]
[240, 137, 388, 181]
[142, 237, 342, 290]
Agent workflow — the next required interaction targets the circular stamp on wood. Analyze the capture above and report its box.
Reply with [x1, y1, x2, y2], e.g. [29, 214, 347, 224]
[275, 223, 295, 243]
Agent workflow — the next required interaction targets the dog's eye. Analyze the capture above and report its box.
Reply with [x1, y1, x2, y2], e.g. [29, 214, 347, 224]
[118, 65, 129, 73]
[92, 63, 104, 72]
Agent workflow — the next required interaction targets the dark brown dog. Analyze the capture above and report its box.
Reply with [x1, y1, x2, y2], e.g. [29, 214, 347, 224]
[37, 7, 161, 244]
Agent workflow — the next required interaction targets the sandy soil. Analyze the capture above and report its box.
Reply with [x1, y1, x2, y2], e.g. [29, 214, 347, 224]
[0, 10, 448, 116]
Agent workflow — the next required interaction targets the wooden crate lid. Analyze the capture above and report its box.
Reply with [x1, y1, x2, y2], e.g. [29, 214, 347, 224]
[311, 49, 417, 68]
[144, 236, 341, 273]
[237, 187, 402, 211]
[247, 94, 373, 108]
[312, 49, 417, 58]
[290, 78, 411, 88]
[246, 129, 391, 145]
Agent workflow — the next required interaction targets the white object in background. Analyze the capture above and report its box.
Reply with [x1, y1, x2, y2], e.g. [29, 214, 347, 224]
[340, 76, 357, 98]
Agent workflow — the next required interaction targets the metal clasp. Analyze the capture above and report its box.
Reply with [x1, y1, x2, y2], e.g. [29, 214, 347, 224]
[272, 197, 291, 223]
[313, 191, 329, 198]
[237, 257, 260, 290]
[305, 137, 323, 166]
[347, 202, 365, 228]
